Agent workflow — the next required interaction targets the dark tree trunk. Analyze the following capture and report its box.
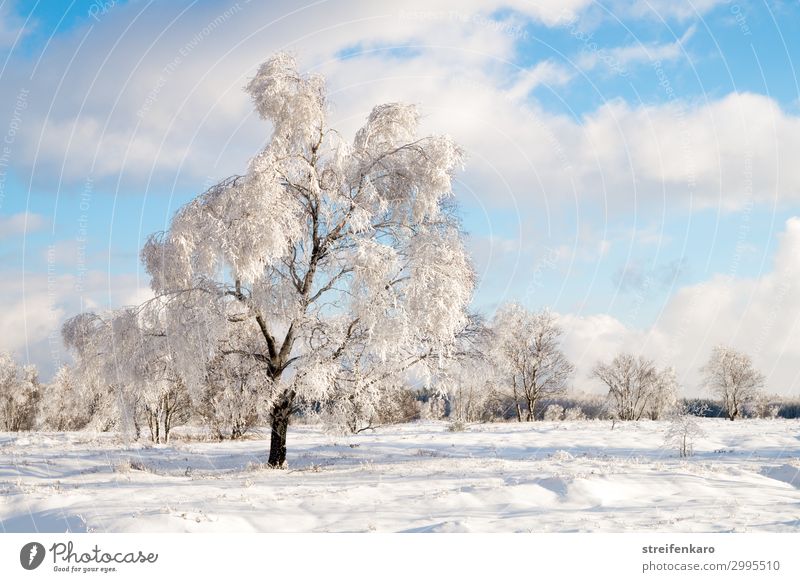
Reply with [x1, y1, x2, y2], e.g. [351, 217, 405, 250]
[267, 391, 295, 468]
[163, 395, 171, 444]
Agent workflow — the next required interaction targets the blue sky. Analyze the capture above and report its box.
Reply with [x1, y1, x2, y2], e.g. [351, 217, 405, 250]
[1, 0, 799, 394]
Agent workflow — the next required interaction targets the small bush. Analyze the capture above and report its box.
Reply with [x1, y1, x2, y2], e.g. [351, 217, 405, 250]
[564, 406, 586, 421]
[543, 404, 565, 421]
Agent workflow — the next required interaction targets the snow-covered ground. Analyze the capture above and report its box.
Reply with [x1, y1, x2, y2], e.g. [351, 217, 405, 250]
[1, 419, 799, 533]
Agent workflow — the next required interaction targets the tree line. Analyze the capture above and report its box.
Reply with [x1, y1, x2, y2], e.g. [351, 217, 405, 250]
[0, 310, 779, 443]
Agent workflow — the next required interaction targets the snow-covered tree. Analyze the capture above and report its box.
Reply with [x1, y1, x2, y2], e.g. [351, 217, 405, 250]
[0, 352, 40, 432]
[432, 315, 499, 423]
[564, 406, 586, 421]
[664, 403, 706, 457]
[62, 311, 123, 434]
[645, 366, 679, 420]
[419, 393, 447, 420]
[447, 362, 500, 423]
[38, 365, 92, 431]
[743, 394, 779, 419]
[140, 53, 474, 466]
[197, 349, 268, 440]
[491, 305, 574, 422]
[313, 320, 435, 434]
[141, 378, 191, 444]
[319, 377, 419, 434]
[592, 353, 659, 421]
[82, 377, 119, 432]
[702, 345, 764, 421]
[543, 403, 565, 421]
[62, 303, 191, 443]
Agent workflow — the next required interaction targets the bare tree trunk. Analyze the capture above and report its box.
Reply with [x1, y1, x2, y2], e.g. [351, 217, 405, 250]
[727, 396, 738, 420]
[164, 408, 171, 444]
[515, 403, 523, 423]
[526, 397, 535, 421]
[267, 390, 295, 468]
[147, 412, 156, 443]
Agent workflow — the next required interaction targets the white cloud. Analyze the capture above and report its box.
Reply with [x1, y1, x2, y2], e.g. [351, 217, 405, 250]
[0, 212, 48, 238]
[582, 92, 800, 210]
[507, 61, 575, 101]
[577, 25, 695, 71]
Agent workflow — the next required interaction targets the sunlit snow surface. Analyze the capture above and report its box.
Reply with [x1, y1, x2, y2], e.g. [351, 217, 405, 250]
[1, 419, 799, 532]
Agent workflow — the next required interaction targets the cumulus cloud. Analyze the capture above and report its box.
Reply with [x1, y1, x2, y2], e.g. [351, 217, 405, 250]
[582, 92, 800, 211]
[0, 212, 48, 238]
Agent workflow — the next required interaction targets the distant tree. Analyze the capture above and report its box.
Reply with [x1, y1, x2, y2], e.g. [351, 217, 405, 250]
[646, 366, 679, 420]
[491, 305, 574, 422]
[38, 365, 92, 431]
[702, 345, 764, 421]
[592, 353, 660, 421]
[0, 352, 40, 432]
[63, 309, 137, 436]
[141, 378, 191, 444]
[664, 402, 706, 457]
[442, 316, 501, 423]
[320, 377, 420, 434]
[197, 349, 268, 440]
[62, 304, 191, 443]
[139, 53, 474, 466]
[321, 372, 389, 434]
[742, 393, 778, 419]
[419, 393, 447, 420]
[447, 364, 500, 423]
[543, 404, 565, 421]
[563, 406, 586, 421]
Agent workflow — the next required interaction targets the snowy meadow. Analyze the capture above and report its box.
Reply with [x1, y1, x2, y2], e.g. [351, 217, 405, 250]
[2, 419, 799, 533]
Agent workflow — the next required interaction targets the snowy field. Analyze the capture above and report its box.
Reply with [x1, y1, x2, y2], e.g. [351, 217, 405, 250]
[1, 419, 799, 533]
